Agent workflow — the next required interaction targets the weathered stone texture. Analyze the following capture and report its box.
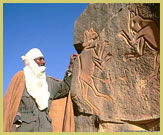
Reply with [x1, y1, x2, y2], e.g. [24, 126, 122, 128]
[71, 3, 160, 132]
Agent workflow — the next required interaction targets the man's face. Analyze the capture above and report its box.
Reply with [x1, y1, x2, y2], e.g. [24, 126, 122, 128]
[34, 56, 45, 66]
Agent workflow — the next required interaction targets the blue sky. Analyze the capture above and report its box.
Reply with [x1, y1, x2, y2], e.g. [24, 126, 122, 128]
[3, 3, 88, 96]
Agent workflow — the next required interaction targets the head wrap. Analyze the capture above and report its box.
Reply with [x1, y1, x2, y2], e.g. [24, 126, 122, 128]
[21, 48, 44, 65]
[21, 48, 49, 110]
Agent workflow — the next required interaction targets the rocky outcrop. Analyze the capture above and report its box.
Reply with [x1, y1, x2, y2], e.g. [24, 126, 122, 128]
[71, 3, 160, 132]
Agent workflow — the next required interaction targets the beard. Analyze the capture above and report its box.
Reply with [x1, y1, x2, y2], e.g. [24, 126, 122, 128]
[28, 60, 46, 78]
[23, 60, 50, 110]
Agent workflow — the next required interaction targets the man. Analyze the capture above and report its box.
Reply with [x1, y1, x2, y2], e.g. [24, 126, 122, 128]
[3, 48, 77, 132]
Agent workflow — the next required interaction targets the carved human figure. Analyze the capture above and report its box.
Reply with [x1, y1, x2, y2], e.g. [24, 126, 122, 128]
[78, 28, 112, 114]
[118, 7, 160, 81]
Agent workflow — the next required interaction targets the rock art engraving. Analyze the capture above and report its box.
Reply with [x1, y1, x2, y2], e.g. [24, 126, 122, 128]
[92, 71, 111, 91]
[78, 28, 113, 114]
[119, 69, 129, 85]
[73, 3, 160, 132]
[118, 7, 160, 82]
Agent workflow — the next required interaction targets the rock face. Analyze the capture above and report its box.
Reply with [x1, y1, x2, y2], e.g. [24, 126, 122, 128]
[71, 3, 160, 132]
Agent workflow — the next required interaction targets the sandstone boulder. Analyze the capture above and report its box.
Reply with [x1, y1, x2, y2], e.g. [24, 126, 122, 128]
[71, 3, 160, 132]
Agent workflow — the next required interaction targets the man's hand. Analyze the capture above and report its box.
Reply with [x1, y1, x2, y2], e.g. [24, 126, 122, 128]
[69, 54, 78, 69]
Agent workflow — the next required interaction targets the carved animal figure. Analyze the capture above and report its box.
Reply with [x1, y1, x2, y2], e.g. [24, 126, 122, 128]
[78, 28, 113, 114]
[118, 7, 160, 81]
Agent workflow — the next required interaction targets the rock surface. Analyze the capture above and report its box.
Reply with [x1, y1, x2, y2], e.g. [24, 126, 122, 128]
[71, 3, 160, 132]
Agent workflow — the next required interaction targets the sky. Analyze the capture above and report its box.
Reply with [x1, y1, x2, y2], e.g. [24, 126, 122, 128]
[3, 3, 88, 96]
